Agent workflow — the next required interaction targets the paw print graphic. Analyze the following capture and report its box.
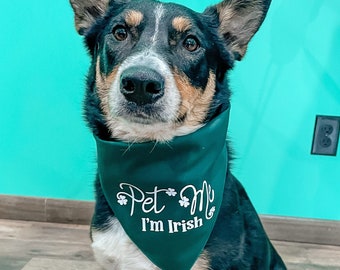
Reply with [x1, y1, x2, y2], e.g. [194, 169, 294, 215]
[166, 188, 177, 197]
[179, 196, 190, 208]
[117, 195, 128, 205]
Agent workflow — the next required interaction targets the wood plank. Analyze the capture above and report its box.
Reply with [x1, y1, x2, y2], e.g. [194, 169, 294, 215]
[273, 240, 340, 268]
[22, 258, 101, 270]
[1, 219, 340, 270]
[45, 199, 93, 225]
[0, 219, 95, 267]
[261, 215, 340, 247]
[0, 195, 46, 222]
[0, 256, 28, 270]
[0, 219, 90, 244]
[0, 195, 94, 225]
[0, 238, 94, 262]
[285, 263, 340, 270]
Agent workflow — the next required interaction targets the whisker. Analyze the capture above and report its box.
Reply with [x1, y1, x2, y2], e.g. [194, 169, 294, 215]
[149, 141, 159, 154]
[122, 139, 137, 155]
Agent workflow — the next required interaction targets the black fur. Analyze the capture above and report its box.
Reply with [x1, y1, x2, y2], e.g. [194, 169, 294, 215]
[70, 0, 287, 268]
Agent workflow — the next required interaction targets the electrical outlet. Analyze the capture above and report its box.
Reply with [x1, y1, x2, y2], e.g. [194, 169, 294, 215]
[311, 115, 340, 156]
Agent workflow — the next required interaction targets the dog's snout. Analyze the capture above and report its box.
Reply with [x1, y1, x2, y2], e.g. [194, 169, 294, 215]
[120, 67, 164, 105]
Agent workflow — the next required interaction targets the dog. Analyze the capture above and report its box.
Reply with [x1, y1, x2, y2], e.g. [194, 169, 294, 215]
[69, 0, 287, 269]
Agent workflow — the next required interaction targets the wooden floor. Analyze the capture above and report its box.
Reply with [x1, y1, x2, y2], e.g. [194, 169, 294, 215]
[1, 219, 340, 270]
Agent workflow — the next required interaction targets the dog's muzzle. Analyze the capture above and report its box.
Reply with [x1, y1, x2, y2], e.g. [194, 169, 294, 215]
[120, 66, 165, 105]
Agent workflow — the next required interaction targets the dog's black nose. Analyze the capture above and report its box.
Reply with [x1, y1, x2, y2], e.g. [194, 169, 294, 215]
[120, 67, 164, 105]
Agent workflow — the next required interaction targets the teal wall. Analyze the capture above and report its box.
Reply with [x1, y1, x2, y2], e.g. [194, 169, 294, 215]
[1, 0, 339, 220]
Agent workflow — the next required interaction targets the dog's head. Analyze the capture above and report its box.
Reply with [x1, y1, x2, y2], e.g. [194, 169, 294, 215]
[70, 0, 271, 142]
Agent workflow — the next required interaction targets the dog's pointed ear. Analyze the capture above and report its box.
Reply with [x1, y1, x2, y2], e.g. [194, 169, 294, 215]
[69, 0, 110, 35]
[204, 0, 271, 61]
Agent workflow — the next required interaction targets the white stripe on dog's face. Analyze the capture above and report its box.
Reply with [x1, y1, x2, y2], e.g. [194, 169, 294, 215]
[151, 4, 164, 45]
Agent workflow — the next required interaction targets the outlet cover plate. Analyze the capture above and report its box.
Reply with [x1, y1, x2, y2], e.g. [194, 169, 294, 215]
[311, 115, 340, 156]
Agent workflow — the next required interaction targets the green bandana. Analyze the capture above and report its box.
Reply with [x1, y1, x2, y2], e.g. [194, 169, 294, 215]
[95, 108, 230, 270]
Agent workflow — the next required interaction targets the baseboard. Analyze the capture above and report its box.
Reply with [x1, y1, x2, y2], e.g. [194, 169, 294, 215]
[1, 194, 339, 246]
[260, 215, 340, 247]
[0, 195, 93, 225]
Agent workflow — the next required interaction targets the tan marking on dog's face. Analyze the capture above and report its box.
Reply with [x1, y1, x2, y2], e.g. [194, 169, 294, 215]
[174, 70, 216, 127]
[172, 16, 192, 32]
[95, 57, 119, 119]
[125, 10, 144, 27]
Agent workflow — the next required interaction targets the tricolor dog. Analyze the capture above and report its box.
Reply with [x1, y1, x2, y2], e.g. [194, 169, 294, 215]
[69, 0, 286, 269]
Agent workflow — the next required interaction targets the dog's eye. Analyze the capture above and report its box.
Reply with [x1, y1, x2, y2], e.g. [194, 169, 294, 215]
[183, 36, 199, 52]
[113, 26, 128, 41]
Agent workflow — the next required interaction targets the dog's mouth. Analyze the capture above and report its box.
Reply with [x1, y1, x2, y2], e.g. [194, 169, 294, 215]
[117, 101, 168, 124]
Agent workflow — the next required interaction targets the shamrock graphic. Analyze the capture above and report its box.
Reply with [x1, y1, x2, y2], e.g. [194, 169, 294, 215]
[179, 196, 190, 208]
[117, 195, 128, 205]
[166, 188, 177, 197]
